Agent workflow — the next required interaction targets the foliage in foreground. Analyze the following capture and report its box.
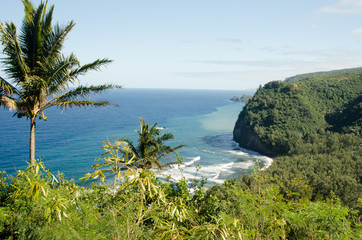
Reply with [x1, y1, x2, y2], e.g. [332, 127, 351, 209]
[0, 160, 360, 239]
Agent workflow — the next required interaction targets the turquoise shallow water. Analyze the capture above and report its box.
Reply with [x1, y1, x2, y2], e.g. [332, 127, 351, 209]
[0, 88, 271, 184]
[163, 103, 273, 185]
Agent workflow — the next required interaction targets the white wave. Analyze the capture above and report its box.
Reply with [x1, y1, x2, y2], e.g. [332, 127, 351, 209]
[220, 162, 234, 168]
[158, 143, 273, 188]
[183, 156, 201, 166]
[158, 157, 258, 189]
[196, 162, 236, 181]
[259, 156, 273, 170]
[232, 161, 254, 169]
[213, 171, 220, 179]
[167, 156, 201, 172]
[164, 168, 203, 182]
[156, 127, 167, 130]
[159, 157, 203, 182]
[226, 148, 273, 170]
[225, 150, 248, 156]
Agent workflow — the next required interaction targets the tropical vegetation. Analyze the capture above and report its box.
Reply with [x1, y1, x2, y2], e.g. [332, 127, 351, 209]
[0, 1, 361, 239]
[0, 0, 119, 165]
[0, 140, 359, 239]
[233, 71, 361, 210]
[117, 117, 185, 170]
[284, 66, 362, 83]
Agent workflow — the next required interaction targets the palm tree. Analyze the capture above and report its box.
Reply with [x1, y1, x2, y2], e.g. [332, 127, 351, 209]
[119, 118, 185, 170]
[0, 0, 120, 164]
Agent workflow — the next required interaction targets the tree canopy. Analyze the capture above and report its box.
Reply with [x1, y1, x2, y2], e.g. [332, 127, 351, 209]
[233, 72, 361, 208]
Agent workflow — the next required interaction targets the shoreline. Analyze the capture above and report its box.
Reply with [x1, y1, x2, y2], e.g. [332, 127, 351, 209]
[227, 143, 274, 171]
[158, 138, 274, 188]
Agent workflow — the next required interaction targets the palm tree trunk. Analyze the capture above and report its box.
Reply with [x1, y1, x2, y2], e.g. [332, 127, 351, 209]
[29, 116, 36, 165]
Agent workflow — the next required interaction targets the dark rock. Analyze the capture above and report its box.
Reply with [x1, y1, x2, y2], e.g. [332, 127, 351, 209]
[233, 111, 275, 157]
[230, 94, 252, 103]
[230, 96, 241, 102]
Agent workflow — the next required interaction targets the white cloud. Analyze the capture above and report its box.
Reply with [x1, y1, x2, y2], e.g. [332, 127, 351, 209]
[352, 28, 362, 34]
[320, 0, 362, 14]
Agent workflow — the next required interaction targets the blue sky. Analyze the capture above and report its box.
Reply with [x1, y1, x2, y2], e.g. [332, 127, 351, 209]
[1, 0, 362, 90]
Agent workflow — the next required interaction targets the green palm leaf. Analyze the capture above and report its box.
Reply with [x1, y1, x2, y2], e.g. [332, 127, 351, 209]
[0, 75, 18, 95]
[43, 22, 75, 65]
[131, 118, 185, 170]
[0, 22, 29, 83]
[51, 100, 110, 109]
[69, 58, 113, 80]
[20, 0, 45, 70]
[55, 84, 120, 101]
[44, 53, 79, 92]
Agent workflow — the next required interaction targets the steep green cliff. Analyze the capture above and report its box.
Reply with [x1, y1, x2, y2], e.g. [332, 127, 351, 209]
[233, 72, 361, 156]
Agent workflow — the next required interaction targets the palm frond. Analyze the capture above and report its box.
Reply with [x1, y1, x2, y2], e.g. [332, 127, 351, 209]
[155, 144, 185, 160]
[115, 138, 139, 162]
[159, 132, 175, 142]
[69, 58, 112, 80]
[41, 4, 54, 36]
[20, 1, 45, 70]
[43, 53, 79, 93]
[54, 84, 120, 102]
[149, 121, 160, 132]
[22, 75, 47, 95]
[0, 95, 18, 111]
[22, 0, 35, 23]
[173, 144, 186, 151]
[43, 22, 74, 63]
[0, 22, 29, 84]
[47, 100, 111, 110]
[0, 76, 18, 95]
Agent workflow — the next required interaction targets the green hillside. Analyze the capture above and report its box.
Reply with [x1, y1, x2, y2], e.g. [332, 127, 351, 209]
[284, 67, 362, 83]
[233, 71, 362, 208]
[234, 72, 361, 155]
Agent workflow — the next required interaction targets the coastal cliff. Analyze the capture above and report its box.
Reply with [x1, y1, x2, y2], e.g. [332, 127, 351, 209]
[233, 109, 275, 156]
[233, 70, 362, 157]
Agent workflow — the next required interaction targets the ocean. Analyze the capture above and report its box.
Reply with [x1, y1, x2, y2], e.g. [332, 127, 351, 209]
[0, 88, 272, 185]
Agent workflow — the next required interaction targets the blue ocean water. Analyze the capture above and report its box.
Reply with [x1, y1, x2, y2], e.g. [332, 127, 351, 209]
[0, 88, 271, 184]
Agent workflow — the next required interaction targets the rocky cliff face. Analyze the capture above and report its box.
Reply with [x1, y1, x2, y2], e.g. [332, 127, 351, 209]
[233, 111, 275, 157]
